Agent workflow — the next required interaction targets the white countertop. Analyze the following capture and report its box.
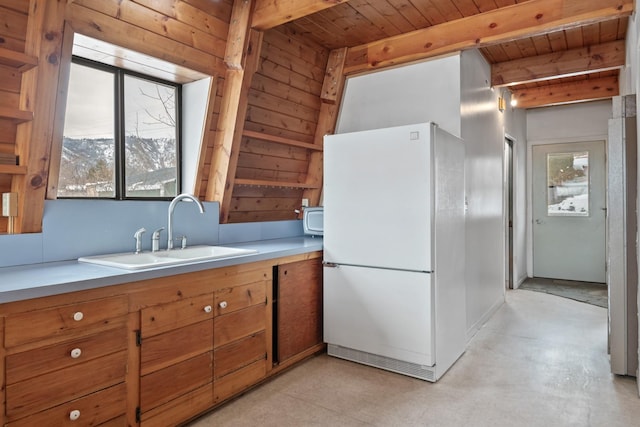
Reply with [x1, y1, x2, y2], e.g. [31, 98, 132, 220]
[0, 237, 323, 304]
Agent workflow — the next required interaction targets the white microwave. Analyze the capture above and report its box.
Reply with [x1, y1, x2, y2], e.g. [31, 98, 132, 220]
[303, 207, 323, 236]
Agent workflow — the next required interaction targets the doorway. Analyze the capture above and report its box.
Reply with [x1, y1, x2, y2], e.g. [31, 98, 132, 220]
[504, 136, 514, 289]
[531, 141, 606, 283]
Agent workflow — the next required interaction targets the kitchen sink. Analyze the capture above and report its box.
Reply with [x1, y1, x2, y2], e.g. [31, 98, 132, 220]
[78, 245, 258, 270]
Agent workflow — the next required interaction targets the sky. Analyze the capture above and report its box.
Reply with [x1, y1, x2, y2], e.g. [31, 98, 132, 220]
[64, 62, 176, 140]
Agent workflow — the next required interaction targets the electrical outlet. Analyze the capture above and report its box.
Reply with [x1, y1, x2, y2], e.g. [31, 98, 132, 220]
[301, 198, 309, 207]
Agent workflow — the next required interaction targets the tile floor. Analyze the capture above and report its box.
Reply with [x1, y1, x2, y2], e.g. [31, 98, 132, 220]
[188, 290, 639, 426]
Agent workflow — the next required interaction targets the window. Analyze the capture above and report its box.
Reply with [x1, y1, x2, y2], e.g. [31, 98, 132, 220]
[59, 57, 181, 199]
[547, 151, 589, 216]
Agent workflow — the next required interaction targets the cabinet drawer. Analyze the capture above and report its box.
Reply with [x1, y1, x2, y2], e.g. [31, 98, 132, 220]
[141, 352, 213, 412]
[214, 303, 266, 348]
[6, 350, 127, 419]
[214, 359, 266, 403]
[141, 320, 213, 375]
[7, 382, 127, 427]
[141, 293, 214, 338]
[6, 326, 127, 384]
[4, 295, 128, 347]
[214, 330, 266, 378]
[214, 281, 266, 316]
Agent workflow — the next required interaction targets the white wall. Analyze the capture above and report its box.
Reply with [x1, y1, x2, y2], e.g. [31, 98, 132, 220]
[336, 54, 461, 136]
[335, 50, 518, 340]
[182, 77, 211, 194]
[460, 49, 509, 337]
[505, 96, 528, 288]
[527, 100, 611, 143]
[525, 100, 612, 277]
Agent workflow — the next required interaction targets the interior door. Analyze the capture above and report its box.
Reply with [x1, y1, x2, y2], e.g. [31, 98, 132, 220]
[532, 141, 606, 282]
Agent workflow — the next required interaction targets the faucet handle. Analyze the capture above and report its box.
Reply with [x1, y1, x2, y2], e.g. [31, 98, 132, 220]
[152, 227, 165, 239]
[175, 235, 187, 249]
[133, 228, 146, 254]
[152, 227, 164, 252]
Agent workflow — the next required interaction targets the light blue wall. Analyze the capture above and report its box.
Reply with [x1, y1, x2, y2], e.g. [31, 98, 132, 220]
[0, 200, 303, 268]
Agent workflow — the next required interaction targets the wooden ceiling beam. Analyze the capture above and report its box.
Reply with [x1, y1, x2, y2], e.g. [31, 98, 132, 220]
[251, 0, 350, 30]
[492, 40, 625, 87]
[511, 75, 619, 108]
[344, 0, 633, 75]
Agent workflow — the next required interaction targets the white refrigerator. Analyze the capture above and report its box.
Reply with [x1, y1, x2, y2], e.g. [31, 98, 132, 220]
[323, 122, 466, 382]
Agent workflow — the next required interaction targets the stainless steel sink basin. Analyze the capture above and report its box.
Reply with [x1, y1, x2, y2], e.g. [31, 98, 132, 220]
[78, 245, 258, 270]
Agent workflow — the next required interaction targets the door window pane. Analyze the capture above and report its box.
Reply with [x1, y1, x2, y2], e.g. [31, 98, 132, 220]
[60, 63, 115, 197]
[547, 151, 589, 216]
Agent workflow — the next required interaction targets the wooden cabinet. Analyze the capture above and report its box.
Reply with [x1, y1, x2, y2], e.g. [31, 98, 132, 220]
[274, 257, 324, 368]
[213, 278, 269, 403]
[138, 293, 214, 426]
[3, 295, 130, 426]
[0, 251, 322, 426]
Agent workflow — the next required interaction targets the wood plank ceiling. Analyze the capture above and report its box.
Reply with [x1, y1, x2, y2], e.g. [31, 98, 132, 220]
[270, 0, 632, 108]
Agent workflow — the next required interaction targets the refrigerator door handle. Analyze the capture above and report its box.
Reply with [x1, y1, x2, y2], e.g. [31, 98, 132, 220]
[323, 262, 339, 268]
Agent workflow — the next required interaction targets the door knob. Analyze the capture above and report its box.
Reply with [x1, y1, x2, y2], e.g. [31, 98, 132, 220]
[535, 219, 543, 224]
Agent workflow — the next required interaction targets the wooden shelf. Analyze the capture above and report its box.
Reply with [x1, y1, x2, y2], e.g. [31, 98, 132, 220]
[234, 179, 320, 189]
[0, 106, 34, 123]
[0, 47, 38, 72]
[0, 164, 26, 175]
[242, 130, 323, 151]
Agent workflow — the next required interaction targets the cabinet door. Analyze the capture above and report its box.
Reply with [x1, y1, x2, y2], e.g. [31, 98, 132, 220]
[277, 258, 322, 362]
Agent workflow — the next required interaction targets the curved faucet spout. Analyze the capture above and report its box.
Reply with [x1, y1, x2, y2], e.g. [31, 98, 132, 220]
[167, 193, 205, 250]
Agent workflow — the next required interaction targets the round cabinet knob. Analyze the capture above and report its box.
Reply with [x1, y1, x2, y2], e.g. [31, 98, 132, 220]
[219, 301, 228, 309]
[73, 312, 84, 322]
[204, 305, 212, 313]
[69, 409, 81, 421]
[70, 348, 82, 359]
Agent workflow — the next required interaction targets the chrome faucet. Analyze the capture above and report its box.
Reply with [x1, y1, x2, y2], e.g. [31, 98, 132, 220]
[167, 193, 205, 250]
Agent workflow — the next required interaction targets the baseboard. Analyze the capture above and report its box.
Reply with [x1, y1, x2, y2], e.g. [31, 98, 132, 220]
[466, 296, 504, 343]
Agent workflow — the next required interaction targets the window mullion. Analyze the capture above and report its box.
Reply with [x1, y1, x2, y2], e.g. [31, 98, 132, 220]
[115, 69, 126, 199]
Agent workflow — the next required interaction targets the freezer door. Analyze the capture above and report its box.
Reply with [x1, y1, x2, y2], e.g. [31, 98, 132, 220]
[324, 264, 434, 366]
[324, 123, 432, 271]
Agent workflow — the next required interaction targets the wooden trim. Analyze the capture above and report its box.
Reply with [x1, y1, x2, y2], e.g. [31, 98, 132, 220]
[234, 179, 320, 189]
[0, 46, 38, 72]
[0, 165, 27, 175]
[225, 0, 253, 70]
[492, 40, 625, 87]
[242, 130, 323, 151]
[65, 2, 226, 77]
[252, 0, 351, 31]
[343, 0, 634, 75]
[214, 30, 264, 223]
[320, 48, 347, 104]
[12, 0, 67, 233]
[46, 22, 75, 200]
[0, 107, 33, 123]
[302, 47, 348, 209]
[512, 75, 619, 108]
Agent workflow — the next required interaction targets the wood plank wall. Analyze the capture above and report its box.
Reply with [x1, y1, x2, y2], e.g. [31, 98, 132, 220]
[0, 0, 30, 233]
[0, 0, 233, 234]
[227, 27, 329, 223]
[0, 0, 333, 231]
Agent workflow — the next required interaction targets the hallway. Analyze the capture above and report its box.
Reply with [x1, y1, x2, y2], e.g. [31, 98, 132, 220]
[190, 290, 639, 426]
